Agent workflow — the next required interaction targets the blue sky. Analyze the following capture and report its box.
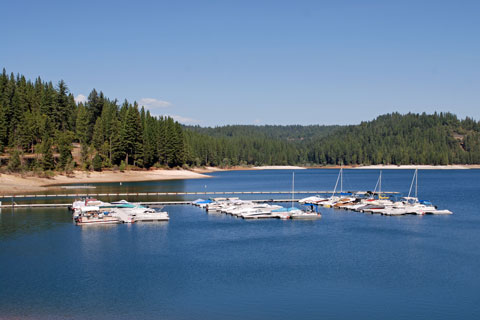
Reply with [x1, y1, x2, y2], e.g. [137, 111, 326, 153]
[1, 0, 479, 126]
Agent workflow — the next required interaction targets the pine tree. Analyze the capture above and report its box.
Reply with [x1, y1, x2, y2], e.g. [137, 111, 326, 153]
[7, 149, 22, 172]
[56, 131, 74, 170]
[75, 104, 89, 145]
[41, 136, 55, 171]
[55, 80, 72, 130]
[0, 102, 6, 151]
[92, 118, 104, 151]
[92, 153, 103, 171]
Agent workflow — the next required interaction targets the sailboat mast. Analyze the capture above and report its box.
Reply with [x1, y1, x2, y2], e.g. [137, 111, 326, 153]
[292, 172, 295, 208]
[379, 170, 382, 194]
[415, 169, 418, 199]
[340, 165, 343, 194]
[332, 169, 340, 197]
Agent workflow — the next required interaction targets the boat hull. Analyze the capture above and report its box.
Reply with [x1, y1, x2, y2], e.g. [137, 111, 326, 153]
[291, 214, 322, 220]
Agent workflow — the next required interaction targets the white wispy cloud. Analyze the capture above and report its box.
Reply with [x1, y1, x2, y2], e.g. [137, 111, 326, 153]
[75, 94, 87, 104]
[170, 114, 200, 124]
[138, 98, 172, 108]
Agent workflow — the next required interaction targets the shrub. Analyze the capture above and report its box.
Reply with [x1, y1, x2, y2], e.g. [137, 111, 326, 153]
[119, 160, 126, 172]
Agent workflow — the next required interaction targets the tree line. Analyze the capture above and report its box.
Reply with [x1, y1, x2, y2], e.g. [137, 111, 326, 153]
[1, 69, 480, 172]
[306, 112, 480, 165]
[186, 113, 480, 166]
[0, 69, 186, 172]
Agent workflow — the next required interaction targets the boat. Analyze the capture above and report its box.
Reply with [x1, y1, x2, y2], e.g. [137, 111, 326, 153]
[132, 210, 170, 222]
[291, 204, 322, 220]
[72, 199, 170, 223]
[75, 207, 122, 225]
[321, 166, 346, 208]
[299, 195, 327, 204]
[271, 207, 303, 219]
[288, 172, 322, 220]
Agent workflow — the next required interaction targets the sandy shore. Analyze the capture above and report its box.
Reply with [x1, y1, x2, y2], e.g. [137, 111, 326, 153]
[354, 164, 480, 170]
[0, 169, 210, 195]
[252, 166, 306, 170]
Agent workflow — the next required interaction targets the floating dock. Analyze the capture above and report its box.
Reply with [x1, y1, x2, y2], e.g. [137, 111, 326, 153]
[0, 199, 305, 209]
[0, 190, 398, 199]
[0, 190, 399, 209]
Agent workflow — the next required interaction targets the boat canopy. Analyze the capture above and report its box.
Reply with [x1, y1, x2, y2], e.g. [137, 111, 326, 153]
[195, 199, 213, 204]
[271, 207, 300, 213]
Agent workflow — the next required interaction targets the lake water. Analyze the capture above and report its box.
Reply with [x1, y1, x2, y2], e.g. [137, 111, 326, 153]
[1, 169, 479, 319]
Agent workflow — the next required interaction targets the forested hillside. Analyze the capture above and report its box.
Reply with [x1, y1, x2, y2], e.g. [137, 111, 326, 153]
[1, 69, 479, 171]
[184, 113, 480, 166]
[306, 113, 480, 165]
[0, 69, 186, 172]
[184, 125, 338, 166]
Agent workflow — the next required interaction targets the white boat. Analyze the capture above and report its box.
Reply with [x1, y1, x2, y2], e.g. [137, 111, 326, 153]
[241, 207, 276, 219]
[299, 195, 327, 204]
[283, 172, 322, 220]
[109, 206, 169, 223]
[321, 166, 348, 208]
[231, 204, 280, 217]
[75, 207, 122, 225]
[291, 211, 322, 220]
[76, 215, 122, 225]
[133, 210, 170, 222]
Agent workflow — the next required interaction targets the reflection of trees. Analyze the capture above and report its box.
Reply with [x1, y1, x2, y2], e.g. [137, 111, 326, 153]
[0, 208, 71, 240]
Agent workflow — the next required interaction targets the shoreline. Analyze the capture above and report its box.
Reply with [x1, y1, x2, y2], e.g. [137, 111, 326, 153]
[0, 169, 211, 195]
[1, 164, 478, 195]
[220, 164, 480, 170]
[352, 164, 480, 170]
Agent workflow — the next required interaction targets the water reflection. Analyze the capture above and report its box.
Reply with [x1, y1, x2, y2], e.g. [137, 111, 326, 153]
[0, 208, 70, 240]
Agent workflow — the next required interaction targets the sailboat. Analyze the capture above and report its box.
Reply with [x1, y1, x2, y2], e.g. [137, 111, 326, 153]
[321, 165, 355, 208]
[290, 172, 322, 220]
[382, 169, 452, 215]
[361, 171, 396, 214]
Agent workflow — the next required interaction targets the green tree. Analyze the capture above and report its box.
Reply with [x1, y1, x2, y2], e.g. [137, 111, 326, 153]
[56, 131, 74, 170]
[41, 137, 55, 171]
[92, 153, 103, 171]
[7, 149, 22, 172]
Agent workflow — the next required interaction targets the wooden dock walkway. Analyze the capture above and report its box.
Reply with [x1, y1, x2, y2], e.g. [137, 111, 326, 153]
[0, 190, 398, 199]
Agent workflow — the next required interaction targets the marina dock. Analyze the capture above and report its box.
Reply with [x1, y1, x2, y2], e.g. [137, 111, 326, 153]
[0, 190, 399, 209]
[0, 199, 308, 209]
[0, 190, 398, 200]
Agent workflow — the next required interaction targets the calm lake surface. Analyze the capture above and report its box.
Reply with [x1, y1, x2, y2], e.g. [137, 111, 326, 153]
[1, 169, 479, 319]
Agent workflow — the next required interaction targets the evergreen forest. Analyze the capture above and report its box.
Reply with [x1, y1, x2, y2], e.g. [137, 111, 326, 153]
[1, 69, 480, 173]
